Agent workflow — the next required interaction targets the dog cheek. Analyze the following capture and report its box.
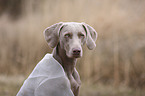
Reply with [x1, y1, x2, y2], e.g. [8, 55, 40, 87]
[64, 43, 72, 57]
[82, 38, 86, 45]
[60, 38, 68, 49]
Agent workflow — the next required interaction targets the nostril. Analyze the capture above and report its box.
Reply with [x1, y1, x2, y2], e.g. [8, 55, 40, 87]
[73, 49, 81, 54]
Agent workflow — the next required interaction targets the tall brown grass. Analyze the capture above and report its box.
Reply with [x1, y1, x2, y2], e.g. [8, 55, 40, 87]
[0, 0, 145, 88]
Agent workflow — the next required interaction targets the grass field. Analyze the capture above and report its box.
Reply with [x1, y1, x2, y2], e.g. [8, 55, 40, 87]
[0, 75, 144, 96]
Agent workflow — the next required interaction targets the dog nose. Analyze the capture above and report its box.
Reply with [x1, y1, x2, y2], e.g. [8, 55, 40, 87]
[73, 48, 81, 55]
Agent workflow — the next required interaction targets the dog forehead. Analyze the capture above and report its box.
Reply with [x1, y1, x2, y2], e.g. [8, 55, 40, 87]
[62, 22, 84, 32]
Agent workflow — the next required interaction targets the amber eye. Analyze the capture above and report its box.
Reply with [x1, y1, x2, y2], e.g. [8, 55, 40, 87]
[64, 33, 71, 38]
[79, 33, 85, 38]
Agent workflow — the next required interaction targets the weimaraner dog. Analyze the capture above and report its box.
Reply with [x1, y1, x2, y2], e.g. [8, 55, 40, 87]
[17, 22, 97, 96]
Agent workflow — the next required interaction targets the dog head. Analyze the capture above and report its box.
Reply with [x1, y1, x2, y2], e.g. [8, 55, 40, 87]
[44, 22, 98, 58]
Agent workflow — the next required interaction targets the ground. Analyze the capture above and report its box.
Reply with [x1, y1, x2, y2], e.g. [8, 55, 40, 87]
[0, 75, 144, 96]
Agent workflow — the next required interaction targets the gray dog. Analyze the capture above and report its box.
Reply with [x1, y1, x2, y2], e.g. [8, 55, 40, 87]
[17, 22, 97, 96]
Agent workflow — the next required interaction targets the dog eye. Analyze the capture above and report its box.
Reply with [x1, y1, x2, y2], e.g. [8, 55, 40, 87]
[64, 33, 71, 38]
[79, 33, 85, 38]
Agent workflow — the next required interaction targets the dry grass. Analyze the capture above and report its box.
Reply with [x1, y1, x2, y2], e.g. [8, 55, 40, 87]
[80, 83, 145, 96]
[0, 75, 144, 96]
[0, 75, 24, 96]
[0, 0, 145, 95]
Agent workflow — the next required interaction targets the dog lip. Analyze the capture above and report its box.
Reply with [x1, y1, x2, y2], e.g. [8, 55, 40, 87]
[72, 53, 81, 58]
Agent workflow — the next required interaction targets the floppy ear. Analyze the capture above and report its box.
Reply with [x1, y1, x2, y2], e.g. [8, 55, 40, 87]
[43, 22, 63, 48]
[82, 23, 98, 50]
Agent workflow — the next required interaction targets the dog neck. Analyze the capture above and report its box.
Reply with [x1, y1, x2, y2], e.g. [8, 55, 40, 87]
[52, 44, 77, 76]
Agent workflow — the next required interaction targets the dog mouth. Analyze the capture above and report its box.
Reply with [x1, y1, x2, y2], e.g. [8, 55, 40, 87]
[72, 53, 81, 58]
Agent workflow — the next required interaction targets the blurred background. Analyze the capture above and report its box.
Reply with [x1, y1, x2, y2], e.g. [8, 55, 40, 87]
[0, 0, 145, 96]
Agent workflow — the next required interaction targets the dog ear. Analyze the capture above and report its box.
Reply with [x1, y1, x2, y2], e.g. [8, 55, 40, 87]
[44, 22, 63, 48]
[82, 23, 98, 50]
